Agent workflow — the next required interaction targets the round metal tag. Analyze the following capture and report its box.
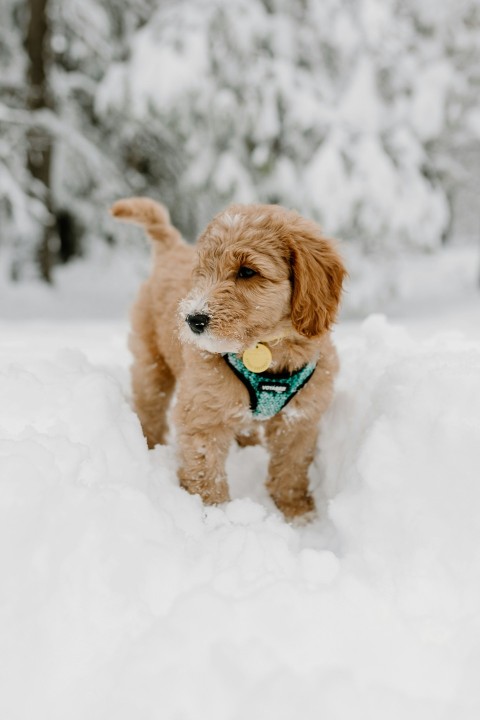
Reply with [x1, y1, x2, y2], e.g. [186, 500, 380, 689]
[242, 343, 272, 373]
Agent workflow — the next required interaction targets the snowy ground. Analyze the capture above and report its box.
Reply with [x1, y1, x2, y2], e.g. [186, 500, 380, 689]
[1, 244, 480, 719]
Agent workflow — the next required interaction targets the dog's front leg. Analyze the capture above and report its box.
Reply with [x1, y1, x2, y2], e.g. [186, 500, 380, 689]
[175, 423, 233, 504]
[265, 414, 318, 519]
[174, 382, 233, 504]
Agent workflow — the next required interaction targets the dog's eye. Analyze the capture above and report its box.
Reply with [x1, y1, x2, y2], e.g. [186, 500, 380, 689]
[237, 266, 257, 279]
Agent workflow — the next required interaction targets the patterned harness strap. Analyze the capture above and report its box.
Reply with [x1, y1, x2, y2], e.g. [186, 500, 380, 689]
[224, 353, 317, 420]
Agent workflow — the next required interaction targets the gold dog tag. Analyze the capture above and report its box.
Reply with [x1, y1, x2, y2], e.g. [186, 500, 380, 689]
[242, 343, 272, 373]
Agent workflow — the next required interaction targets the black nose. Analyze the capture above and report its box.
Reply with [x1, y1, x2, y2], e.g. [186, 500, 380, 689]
[186, 313, 210, 334]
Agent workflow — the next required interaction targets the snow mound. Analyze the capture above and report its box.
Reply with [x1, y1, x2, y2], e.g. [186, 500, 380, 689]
[1, 317, 480, 719]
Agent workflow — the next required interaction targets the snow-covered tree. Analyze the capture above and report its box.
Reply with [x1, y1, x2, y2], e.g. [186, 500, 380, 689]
[1, 0, 480, 282]
[97, 0, 480, 253]
[0, 0, 159, 280]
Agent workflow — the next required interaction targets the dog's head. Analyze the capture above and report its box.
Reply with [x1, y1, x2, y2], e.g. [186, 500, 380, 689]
[180, 204, 346, 353]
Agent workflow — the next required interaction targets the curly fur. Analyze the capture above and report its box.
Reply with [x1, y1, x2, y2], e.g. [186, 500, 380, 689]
[111, 198, 347, 518]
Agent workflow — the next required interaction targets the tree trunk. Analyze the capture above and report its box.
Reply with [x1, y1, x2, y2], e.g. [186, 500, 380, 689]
[24, 0, 56, 282]
[441, 186, 455, 246]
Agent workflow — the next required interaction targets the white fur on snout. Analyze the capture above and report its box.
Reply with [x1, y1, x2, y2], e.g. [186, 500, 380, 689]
[178, 291, 241, 354]
[179, 323, 241, 354]
[189, 332, 241, 354]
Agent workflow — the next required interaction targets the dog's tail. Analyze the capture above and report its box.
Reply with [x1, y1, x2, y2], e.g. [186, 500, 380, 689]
[110, 197, 183, 251]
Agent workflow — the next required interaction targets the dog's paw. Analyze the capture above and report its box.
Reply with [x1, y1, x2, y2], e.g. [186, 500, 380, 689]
[179, 474, 230, 506]
[271, 490, 316, 521]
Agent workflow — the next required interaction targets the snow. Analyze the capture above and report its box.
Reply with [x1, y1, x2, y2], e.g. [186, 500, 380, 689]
[411, 61, 452, 142]
[96, 5, 210, 120]
[0, 242, 147, 321]
[337, 58, 382, 134]
[1, 245, 480, 718]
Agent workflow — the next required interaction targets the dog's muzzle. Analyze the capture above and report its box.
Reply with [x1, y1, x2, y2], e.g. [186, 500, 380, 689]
[186, 313, 210, 335]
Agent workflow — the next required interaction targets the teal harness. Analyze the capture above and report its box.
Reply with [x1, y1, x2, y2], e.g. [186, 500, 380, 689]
[224, 353, 317, 420]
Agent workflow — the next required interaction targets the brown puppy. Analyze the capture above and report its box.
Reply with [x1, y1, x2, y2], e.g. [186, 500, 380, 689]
[111, 198, 346, 518]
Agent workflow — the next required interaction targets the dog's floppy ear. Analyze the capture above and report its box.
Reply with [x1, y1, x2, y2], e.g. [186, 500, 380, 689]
[288, 220, 347, 338]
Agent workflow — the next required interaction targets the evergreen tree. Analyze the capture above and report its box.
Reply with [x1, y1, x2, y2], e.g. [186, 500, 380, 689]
[96, 0, 480, 252]
[0, 0, 159, 280]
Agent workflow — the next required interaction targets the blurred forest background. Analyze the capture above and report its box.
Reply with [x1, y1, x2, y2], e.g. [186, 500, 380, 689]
[1, 0, 479, 301]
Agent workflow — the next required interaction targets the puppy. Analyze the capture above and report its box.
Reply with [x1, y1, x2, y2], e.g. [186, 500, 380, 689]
[111, 198, 346, 518]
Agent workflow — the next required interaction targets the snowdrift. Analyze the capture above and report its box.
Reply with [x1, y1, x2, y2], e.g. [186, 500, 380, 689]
[1, 316, 479, 719]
